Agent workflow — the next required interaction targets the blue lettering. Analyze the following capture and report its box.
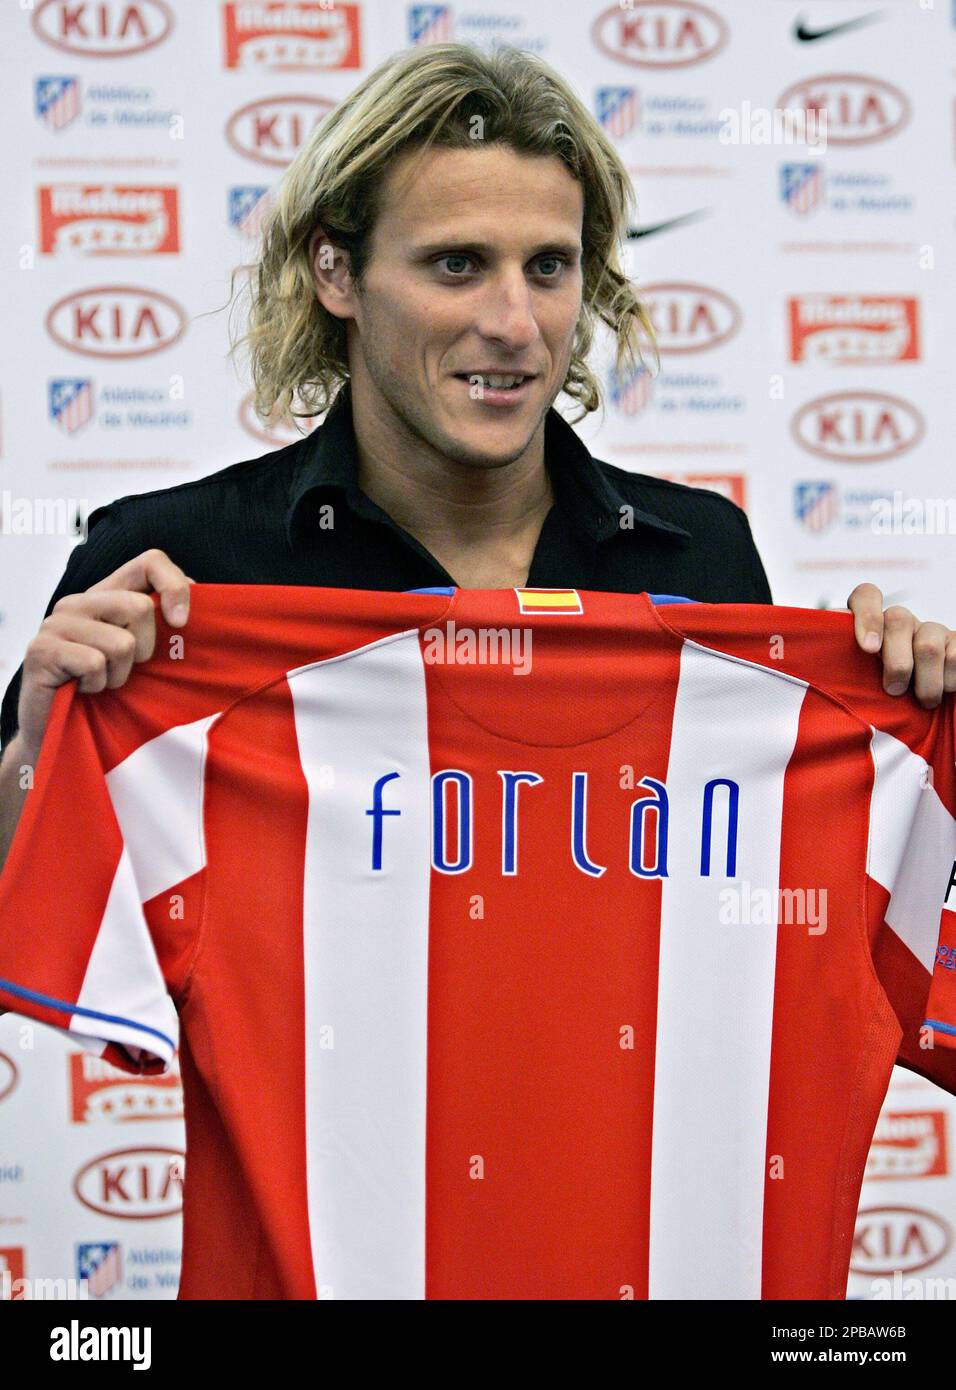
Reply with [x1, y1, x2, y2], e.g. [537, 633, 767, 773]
[365, 772, 401, 871]
[571, 772, 607, 877]
[629, 777, 669, 878]
[700, 778, 739, 876]
[433, 770, 473, 873]
[498, 771, 544, 875]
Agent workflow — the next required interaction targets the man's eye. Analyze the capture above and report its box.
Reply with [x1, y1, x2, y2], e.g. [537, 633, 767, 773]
[438, 254, 473, 276]
[435, 254, 569, 278]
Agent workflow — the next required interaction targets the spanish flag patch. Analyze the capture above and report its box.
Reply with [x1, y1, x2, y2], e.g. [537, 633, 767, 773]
[513, 588, 583, 615]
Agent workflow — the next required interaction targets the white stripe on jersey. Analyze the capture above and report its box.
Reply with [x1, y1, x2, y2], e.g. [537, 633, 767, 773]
[648, 641, 807, 1299]
[71, 714, 216, 1063]
[289, 630, 432, 1301]
[868, 728, 956, 973]
[72, 844, 180, 1065]
[105, 714, 215, 902]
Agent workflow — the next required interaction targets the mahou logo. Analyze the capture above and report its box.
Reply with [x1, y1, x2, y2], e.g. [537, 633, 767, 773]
[591, 0, 728, 69]
[778, 74, 910, 146]
[73, 1147, 185, 1219]
[656, 473, 747, 509]
[866, 1111, 948, 1181]
[791, 391, 925, 464]
[69, 1052, 183, 1122]
[0, 1248, 26, 1297]
[239, 390, 320, 447]
[31, 0, 174, 57]
[788, 295, 920, 365]
[226, 95, 335, 167]
[223, 1, 361, 70]
[0, 1054, 18, 1104]
[38, 186, 180, 256]
[46, 285, 186, 359]
[641, 282, 741, 354]
[852, 1206, 952, 1276]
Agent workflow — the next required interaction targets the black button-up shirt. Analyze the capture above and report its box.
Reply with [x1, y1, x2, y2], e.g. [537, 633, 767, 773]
[0, 381, 771, 751]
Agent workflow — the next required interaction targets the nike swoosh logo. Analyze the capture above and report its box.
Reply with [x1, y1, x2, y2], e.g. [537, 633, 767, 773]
[627, 210, 709, 240]
[794, 12, 882, 42]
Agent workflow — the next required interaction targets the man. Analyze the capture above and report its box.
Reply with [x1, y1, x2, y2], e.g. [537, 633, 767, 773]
[0, 42, 953, 869]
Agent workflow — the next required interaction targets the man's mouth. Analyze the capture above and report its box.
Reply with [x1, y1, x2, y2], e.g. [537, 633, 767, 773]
[454, 372, 535, 392]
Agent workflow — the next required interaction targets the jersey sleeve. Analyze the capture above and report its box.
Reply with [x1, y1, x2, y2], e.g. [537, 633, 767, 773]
[650, 599, 956, 1092]
[0, 584, 453, 1077]
[865, 698, 956, 1091]
[0, 677, 184, 1075]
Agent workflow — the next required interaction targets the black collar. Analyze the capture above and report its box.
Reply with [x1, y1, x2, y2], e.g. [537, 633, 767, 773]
[285, 381, 691, 549]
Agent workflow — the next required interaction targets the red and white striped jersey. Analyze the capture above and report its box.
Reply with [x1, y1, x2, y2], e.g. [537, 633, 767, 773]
[1, 583, 955, 1301]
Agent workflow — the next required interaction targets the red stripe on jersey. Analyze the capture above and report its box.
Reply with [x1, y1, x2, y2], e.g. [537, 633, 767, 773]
[0, 686, 125, 1033]
[421, 614, 684, 1300]
[178, 677, 314, 1298]
[761, 685, 901, 1299]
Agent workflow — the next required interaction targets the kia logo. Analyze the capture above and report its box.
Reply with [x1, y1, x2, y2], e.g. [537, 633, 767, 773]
[239, 391, 319, 447]
[73, 1147, 184, 1220]
[45, 286, 187, 359]
[592, 0, 728, 69]
[0, 1053, 18, 1104]
[225, 95, 336, 167]
[641, 281, 741, 353]
[791, 391, 924, 463]
[778, 74, 911, 146]
[851, 1206, 952, 1276]
[32, 0, 173, 57]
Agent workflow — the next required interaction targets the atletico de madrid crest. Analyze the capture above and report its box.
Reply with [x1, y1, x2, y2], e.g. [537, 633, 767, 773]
[49, 378, 94, 434]
[35, 76, 81, 131]
[780, 163, 824, 215]
[76, 1242, 122, 1298]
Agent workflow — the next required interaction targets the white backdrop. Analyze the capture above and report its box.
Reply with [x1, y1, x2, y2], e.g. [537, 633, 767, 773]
[1, 0, 954, 1300]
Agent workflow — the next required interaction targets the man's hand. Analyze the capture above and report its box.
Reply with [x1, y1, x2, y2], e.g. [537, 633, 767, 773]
[17, 549, 193, 762]
[847, 582, 956, 709]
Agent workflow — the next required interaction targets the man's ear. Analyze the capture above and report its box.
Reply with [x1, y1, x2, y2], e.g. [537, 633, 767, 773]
[309, 224, 357, 321]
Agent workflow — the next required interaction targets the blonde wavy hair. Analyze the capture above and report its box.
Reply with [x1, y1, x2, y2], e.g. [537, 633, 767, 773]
[229, 42, 656, 428]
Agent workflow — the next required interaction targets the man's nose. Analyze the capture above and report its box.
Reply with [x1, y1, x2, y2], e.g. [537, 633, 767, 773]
[474, 269, 542, 347]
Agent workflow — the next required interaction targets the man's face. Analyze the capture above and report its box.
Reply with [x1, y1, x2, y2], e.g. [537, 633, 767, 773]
[314, 143, 585, 468]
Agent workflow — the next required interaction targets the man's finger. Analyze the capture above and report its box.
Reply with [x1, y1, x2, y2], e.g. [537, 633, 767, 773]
[86, 549, 191, 626]
[944, 635, 956, 695]
[48, 593, 158, 664]
[911, 621, 950, 708]
[879, 605, 917, 696]
[846, 582, 885, 653]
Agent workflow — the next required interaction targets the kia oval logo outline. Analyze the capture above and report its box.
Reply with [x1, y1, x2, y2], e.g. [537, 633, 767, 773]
[238, 392, 319, 447]
[778, 73, 911, 146]
[851, 1205, 953, 1276]
[45, 285, 188, 360]
[641, 280, 742, 353]
[31, 0, 174, 57]
[225, 94, 336, 168]
[0, 1053, 18, 1104]
[592, 0, 729, 70]
[791, 391, 925, 463]
[72, 1145, 185, 1220]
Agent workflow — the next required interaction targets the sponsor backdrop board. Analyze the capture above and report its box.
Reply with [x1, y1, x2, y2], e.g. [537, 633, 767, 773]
[0, 0, 954, 1300]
